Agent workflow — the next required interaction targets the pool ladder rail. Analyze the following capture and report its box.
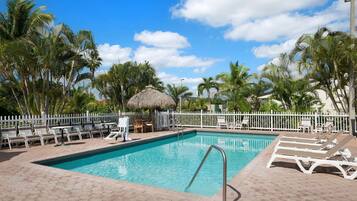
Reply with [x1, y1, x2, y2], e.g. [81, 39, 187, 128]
[174, 119, 184, 139]
[185, 145, 227, 201]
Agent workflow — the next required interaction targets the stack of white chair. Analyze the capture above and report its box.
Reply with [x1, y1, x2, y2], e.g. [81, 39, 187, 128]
[104, 117, 129, 141]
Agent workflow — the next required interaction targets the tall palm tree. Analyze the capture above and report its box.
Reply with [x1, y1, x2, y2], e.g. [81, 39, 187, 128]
[290, 27, 352, 113]
[249, 74, 271, 111]
[216, 61, 251, 112]
[262, 53, 319, 112]
[94, 61, 162, 112]
[197, 77, 218, 111]
[165, 84, 192, 108]
[0, 0, 53, 41]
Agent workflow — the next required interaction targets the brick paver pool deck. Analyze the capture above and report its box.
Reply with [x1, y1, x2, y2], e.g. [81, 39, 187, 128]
[1, 129, 356, 201]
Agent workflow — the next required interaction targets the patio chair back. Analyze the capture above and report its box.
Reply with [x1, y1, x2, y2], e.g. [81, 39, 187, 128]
[34, 127, 47, 135]
[83, 124, 92, 131]
[118, 117, 130, 134]
[217, 116, 226, 124]
[18, 128, 33, 136]
[324, 121, 334, 130]
[119, 117, 129, 128]
[301, 118, 311, 127]
[2, 129, 17, 138]
[242, 116, 249, 124]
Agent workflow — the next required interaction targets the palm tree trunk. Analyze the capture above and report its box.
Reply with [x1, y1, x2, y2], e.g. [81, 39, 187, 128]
[326, 87, 341, 113]
[121, 84, 126, 112]
[207, 89, 211, 112]
[332, 81, 346, 113]
[10, 87, 24, 115]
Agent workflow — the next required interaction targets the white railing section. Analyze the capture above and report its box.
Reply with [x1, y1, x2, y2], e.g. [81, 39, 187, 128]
[156, 111, 354, 133]
[1, 110, 355, 133]
[0, 111, 140, 129]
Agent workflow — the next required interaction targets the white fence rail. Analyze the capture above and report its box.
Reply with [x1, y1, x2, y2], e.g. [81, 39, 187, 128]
[1, 111, 354, 133]
[0, 111, 142, 129]
[164, 111, 353, 133]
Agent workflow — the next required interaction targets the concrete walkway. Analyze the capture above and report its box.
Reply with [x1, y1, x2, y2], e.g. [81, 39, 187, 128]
[0, 129, 356, 201]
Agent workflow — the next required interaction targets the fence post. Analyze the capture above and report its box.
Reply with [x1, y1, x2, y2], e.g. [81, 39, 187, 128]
[314, 112, 318, 133]
[200, 109, 203, 128]
[86, 110, 90, 123]
[270, 110, 273, 132]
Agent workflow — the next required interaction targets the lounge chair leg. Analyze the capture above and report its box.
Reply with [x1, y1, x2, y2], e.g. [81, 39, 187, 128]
[346, 170, 357, 180]
[295, 159, 313, 174]
[266, 155, 276, 168]
[40, 137, 45, 146]
[54, 135, 58, 144]
[24, 138, 29, 149]
[8, 139, 12, 150]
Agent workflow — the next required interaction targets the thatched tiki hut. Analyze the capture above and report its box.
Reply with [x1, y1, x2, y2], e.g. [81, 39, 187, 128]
[127, 85, 175, 130]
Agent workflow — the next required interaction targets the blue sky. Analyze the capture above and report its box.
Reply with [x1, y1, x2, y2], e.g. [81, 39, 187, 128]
[0, 0, 352, 93]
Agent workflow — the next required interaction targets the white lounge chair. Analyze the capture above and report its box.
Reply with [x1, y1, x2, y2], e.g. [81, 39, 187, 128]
[266, 135, 357, 179]
[217, 116, 228, 129]
[2, 129, 28, 149]
[228, 116, 249, 129]
[275, 133, 345, 153]
[93, 123, 105, 137]
[20, 128, 41, 147]
[64, 128, 82, 142]
[34, 127, 57, 145]
[48, 128, 62, 144]
[237, 116, 249, 129]
[316, 121, 335, 133]
[104, 117, 129, 141]
[298, 118, 312, 133]
[279, 133, 340, 146]
[73, 125, 92, 139]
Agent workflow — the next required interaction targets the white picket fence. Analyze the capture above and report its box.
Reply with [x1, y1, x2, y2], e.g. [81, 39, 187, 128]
[158, 111, 354, 133]
[0, 111, 141, 129]
[1, 110, 354, 133]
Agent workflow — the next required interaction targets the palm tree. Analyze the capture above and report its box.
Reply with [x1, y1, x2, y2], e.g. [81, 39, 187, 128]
[290, 27, 353, 113]
[216, 61, 251, 112]
[165, 84, 192, 108]
[262, 53, 319, 112]
[94, 61, 162, 112]
[197, 77, 218, 111]
[249, 74, 271, 111]
[0, 0, 53, 41]
[0, 0, 53, 114]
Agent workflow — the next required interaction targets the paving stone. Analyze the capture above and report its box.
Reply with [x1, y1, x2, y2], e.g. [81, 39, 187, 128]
[0, 129, 356, 201]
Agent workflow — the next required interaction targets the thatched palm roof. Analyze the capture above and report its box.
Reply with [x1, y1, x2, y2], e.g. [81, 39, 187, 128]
[127, 85, 175, 109]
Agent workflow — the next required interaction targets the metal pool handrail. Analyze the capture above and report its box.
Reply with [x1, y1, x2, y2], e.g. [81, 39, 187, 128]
[185, 144, 227, 201]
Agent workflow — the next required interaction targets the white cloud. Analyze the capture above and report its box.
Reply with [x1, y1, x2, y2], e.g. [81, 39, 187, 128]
[252, 1, 350, 59]
[133, 30, 217, 68]
[172, 0, 324, 28]
[193, 67, 208, 73]
[134, 30, 190, 49]
[134, 46, 216, 68]
[224, 1, 349, 42]
[172, 0, 351, 59]
[253, 39, 297, 58]
[98, 43, 132, 66]
[97, 31, 217, 71]
[173, 1, 348, 42]
[158, 72, 202, 85]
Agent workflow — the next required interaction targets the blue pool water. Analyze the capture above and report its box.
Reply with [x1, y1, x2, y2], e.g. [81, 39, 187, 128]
[48, 131, 275, 196]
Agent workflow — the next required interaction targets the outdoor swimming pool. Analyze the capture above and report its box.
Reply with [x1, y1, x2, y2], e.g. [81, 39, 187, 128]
[45, 131, 275, 196]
